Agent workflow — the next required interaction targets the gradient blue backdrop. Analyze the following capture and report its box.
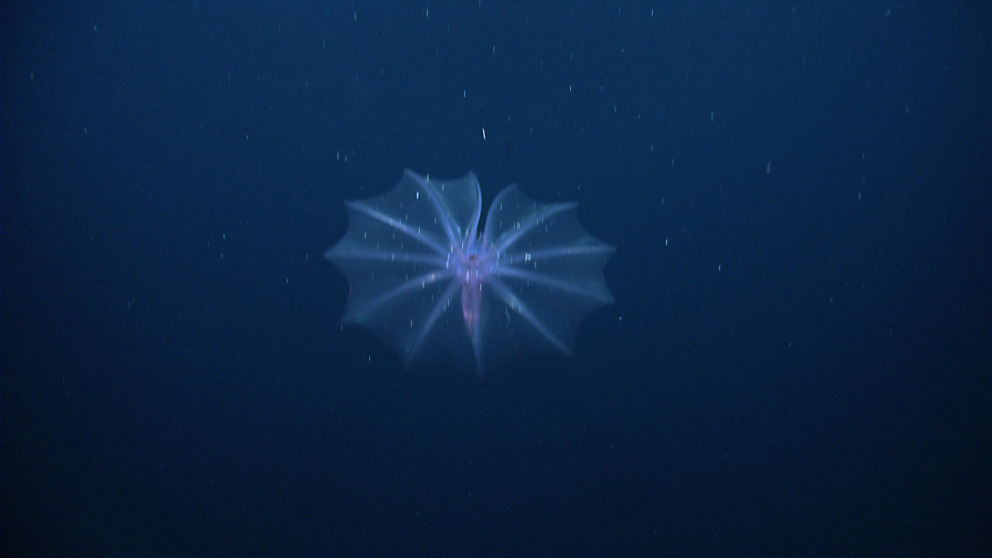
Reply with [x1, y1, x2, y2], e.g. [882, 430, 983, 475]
[3, 2, 990, 556]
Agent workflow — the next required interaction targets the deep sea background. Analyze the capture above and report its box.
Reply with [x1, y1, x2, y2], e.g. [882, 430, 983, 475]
[3, 2, 990, 556]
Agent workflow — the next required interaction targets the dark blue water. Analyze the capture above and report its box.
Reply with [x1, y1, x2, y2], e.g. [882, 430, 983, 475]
[3, 3, 990, 556]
